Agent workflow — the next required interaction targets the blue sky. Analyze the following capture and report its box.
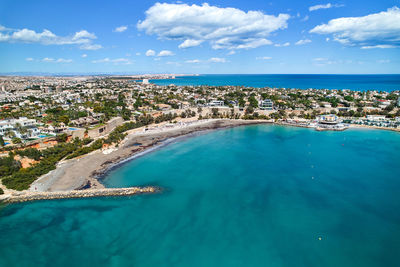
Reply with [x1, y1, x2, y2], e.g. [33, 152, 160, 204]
[0, 0, 399, 74]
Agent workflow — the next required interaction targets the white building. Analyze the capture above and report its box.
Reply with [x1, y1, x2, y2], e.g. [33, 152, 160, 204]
[366, 115, 386, 121]
[259, 99, 274, 110]
[208, 100, 224, 107]
[0, 120, 14, 136]
[0, 117, 39, 139]
[317, 114, 339, 123]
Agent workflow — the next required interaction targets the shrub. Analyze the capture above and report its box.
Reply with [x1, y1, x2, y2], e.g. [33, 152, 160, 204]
[56, 133, 68, 143]
[0, 156, 21, 177]
[12, 137, 22, 144]
[16, 148, 42, 161]
[2, 143, 78, 191]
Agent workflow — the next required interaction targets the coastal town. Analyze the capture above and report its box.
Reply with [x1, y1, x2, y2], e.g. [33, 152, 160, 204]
[0, 74, 399, 200]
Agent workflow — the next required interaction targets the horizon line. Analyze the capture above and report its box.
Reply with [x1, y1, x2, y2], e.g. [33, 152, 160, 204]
[1, 73, 400, 77]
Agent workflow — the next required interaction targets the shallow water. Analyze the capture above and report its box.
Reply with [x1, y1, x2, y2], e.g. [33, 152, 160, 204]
[1, 125, 400, 267]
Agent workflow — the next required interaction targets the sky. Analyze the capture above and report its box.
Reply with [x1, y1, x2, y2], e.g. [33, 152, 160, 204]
[0, 0, 399, 74]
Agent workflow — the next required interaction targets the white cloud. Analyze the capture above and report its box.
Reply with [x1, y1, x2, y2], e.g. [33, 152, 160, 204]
[209, 57, 226, 63]
[42, 57, 54, 62]
[112, 58, 132, 64]
[302, 15, 309, 21]
[166, 61, 182, 66]
[377, 59, 390, 63]
[185, 59, 201, 63]
[313, 57, 334, 66]
[92, 57, 132, 65]
[136, 52, 141, 56]
[114, 26, 128, 33]
[158, 50, 174, 57]
[80, 43, 102, 50]
[0, 25, 11, 31]
[56, 58, 73, 63]
[81, 54, 87, 58]
[256, 56, 272, 60]
[274, 42, 290, 47]
[178, 39, 203, 49]
[73, 30, 96, 40]
[310, 7, 400, 48]
[309, 3, 343, 12]
[295, 39, 312, 45]
[145, 49, 156, 56]
[42, 57, 73, 63]
[137, 3, 290, 50]
[25, 57, 34, 61]
[312, 57, 353, 66]
[0, 27, 102, 49]
[361, 45, 397, 49]
[92, 58, 110, 63]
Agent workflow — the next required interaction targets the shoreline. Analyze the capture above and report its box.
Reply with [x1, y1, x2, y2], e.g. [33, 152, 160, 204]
[29, 119, 269, 193]
[89, 119, 271, 185]
[1, 119, 398, 204]
[94, 123, 257, 183]
[348, 123, 400, 133]
[95, 134, 195, 182]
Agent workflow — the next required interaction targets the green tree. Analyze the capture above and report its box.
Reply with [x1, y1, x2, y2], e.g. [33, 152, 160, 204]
[248, 96, 258, 108]
[56, 133, 68, 143]
[12, 137, 22, 144]
[344, 96, 354, 102]
[59, 115, 70, 125]
[211, 108, 219, 118]
[238, 98, 245, 108]
[245, 106, 254, 114]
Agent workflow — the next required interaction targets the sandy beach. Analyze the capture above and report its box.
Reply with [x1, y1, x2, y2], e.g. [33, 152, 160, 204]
[29, 119, 268, 192]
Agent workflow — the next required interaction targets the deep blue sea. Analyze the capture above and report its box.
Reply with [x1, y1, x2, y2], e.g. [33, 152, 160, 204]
[1, 125, 400, 267]
[151, 74, 400, 91]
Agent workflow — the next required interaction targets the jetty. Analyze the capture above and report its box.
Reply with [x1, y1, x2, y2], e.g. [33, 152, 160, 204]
[1, 186, 159, 204]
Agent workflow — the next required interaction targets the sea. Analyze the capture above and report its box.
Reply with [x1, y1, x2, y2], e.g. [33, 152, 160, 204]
[1, 125, 399, 267]
[151, 74, 400, 92]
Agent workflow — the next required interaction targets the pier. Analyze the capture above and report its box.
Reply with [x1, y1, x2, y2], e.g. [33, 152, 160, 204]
[1, 186, 159, 203]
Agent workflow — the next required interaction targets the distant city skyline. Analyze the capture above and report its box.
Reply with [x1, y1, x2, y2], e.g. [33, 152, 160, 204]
[0, 0, 399, 74]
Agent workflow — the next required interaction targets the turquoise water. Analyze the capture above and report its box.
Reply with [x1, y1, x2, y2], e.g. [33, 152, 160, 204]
[152, 74, 400, 91]
[1, 125, 400, 266]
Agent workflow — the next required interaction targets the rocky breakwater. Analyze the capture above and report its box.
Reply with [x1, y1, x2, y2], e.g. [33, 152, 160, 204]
[2, 186, 160, 204]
